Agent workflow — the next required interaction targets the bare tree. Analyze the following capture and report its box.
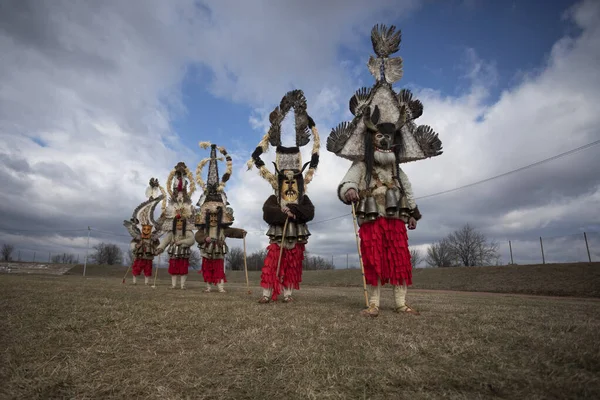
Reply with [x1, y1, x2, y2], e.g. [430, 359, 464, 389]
[425, 238, 456, 267]
[90, 243, 123, 265]
[303, 253, 334, 270]
[247, 249, 267, 271]
[226, 247, 245, 271]
[1, 244, 15, 261]
[446, 224, 499, 266]
[409, 247, 423, 267]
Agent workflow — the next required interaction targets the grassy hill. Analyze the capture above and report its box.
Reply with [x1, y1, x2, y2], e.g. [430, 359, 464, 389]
[60, 261, 600, 298]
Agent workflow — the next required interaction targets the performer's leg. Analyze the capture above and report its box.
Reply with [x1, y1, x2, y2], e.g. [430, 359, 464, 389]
[143, 261, 152, 285]
[180, 274, 187, 290]
[360, 283, 381, 317]
[170, 275, 177, 289]
[283, 287, 293, 302]
[259, 287, 272, 303]
[393, 283, 419, 315]
[132, 275, 137, 285]
[204, 282, 211, 292]
[258, 243, 280, 303]
[217, 279, 226, 293]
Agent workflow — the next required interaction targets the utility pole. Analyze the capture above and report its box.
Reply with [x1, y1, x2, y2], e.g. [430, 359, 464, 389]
[83, 226, 91, 276]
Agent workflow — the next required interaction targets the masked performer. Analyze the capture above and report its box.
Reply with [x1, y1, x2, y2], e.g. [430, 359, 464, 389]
[194, 142, 247, 293]
[247, 90, 320, 303]
[123, 178, 166, 285]
[327, 25, 443, 317]
[156, 162, 197, 289]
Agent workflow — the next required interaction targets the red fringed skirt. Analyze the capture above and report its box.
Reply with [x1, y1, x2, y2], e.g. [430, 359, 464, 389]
[260, 243, 305, 301]
[200, 258, 227, 284]
[359, 217, 412, 287]
[168, 258, 189, 275]
[132, 259, 153, 277]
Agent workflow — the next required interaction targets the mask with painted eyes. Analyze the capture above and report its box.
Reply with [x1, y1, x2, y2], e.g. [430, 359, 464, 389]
[141, 225, 152, 239]
[279, 170, 299, 203]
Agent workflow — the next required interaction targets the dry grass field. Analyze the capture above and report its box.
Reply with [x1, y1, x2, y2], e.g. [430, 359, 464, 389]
[1, 267, 599, 399]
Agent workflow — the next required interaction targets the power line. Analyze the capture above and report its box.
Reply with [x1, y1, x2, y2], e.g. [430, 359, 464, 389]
[415, 138, 600, 200]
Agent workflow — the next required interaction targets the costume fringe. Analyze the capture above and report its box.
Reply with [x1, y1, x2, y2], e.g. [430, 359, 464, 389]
[260, 243, 306, 301]
[132, 259, 153, 277]
[200, 258, 227, 284]
[168, 258, 189, 275]
[359, 217, 412, 286]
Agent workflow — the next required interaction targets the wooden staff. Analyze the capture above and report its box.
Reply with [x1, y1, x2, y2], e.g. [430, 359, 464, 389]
[275, 216, 290, 291]
[152, 255, 160, 288]
[122, 265, 131, 284]
[243, 236, 251, 294]
[351, 202, 369, 307]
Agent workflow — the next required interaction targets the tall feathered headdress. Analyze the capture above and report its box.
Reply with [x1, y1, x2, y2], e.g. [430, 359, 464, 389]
[157, 162, 196, 231]
[195, 142, 235, 226]
[123, 177, 166, 238]
[326, 24, 443, 163]
[246, 89, 320, 194]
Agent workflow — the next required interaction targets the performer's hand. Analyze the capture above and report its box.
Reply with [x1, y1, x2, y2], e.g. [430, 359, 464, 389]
[205, 237, 212, 243]
[345, 188, 359, 203]
[281, 206, 290, 214]
[285, 211, 296, 219]
[408, 217, 417, 230]
[242, 230, 247, 238]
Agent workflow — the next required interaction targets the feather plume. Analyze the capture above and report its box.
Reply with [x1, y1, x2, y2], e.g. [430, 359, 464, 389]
[383, 57, 403, 83]
[367, 55, 382, 81]
[414, 125, 443, 158]
[371, 24, 401, 57]
[397, 89, 424, 120]
[327, 121, 353, 153]
[123, 220, 140, 238]
[349, 87, 371, 116]
[199, 141, 211, 149]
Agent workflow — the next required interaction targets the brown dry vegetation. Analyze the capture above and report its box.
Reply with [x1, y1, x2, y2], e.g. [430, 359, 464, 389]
[1, 273, 599, 400]
[66, 261, 600, 298]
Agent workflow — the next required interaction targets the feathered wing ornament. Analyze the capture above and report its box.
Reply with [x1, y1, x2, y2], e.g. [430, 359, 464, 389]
[326, 23, 443, 164]
[123, 220, 140, 238]
[124, 194, 165, 238]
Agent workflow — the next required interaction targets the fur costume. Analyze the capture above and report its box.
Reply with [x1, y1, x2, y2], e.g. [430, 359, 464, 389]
[194, 142, 246, 293]
[123, 178, 166, 285]
[327, 25, 443, 316]
[247, 89, 320, 303]
[156, 162, 197, 289]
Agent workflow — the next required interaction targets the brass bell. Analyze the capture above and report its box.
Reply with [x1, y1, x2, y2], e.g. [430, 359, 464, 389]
[364, 196, 378, 221]
[398, 195, 410, 217]
[356, 197, 366, 217]
[286, 222, 298, 240]
[385, 188, 399, 216]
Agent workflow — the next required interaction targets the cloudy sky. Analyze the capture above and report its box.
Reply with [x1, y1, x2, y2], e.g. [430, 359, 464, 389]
[1, 0, 599, 267]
